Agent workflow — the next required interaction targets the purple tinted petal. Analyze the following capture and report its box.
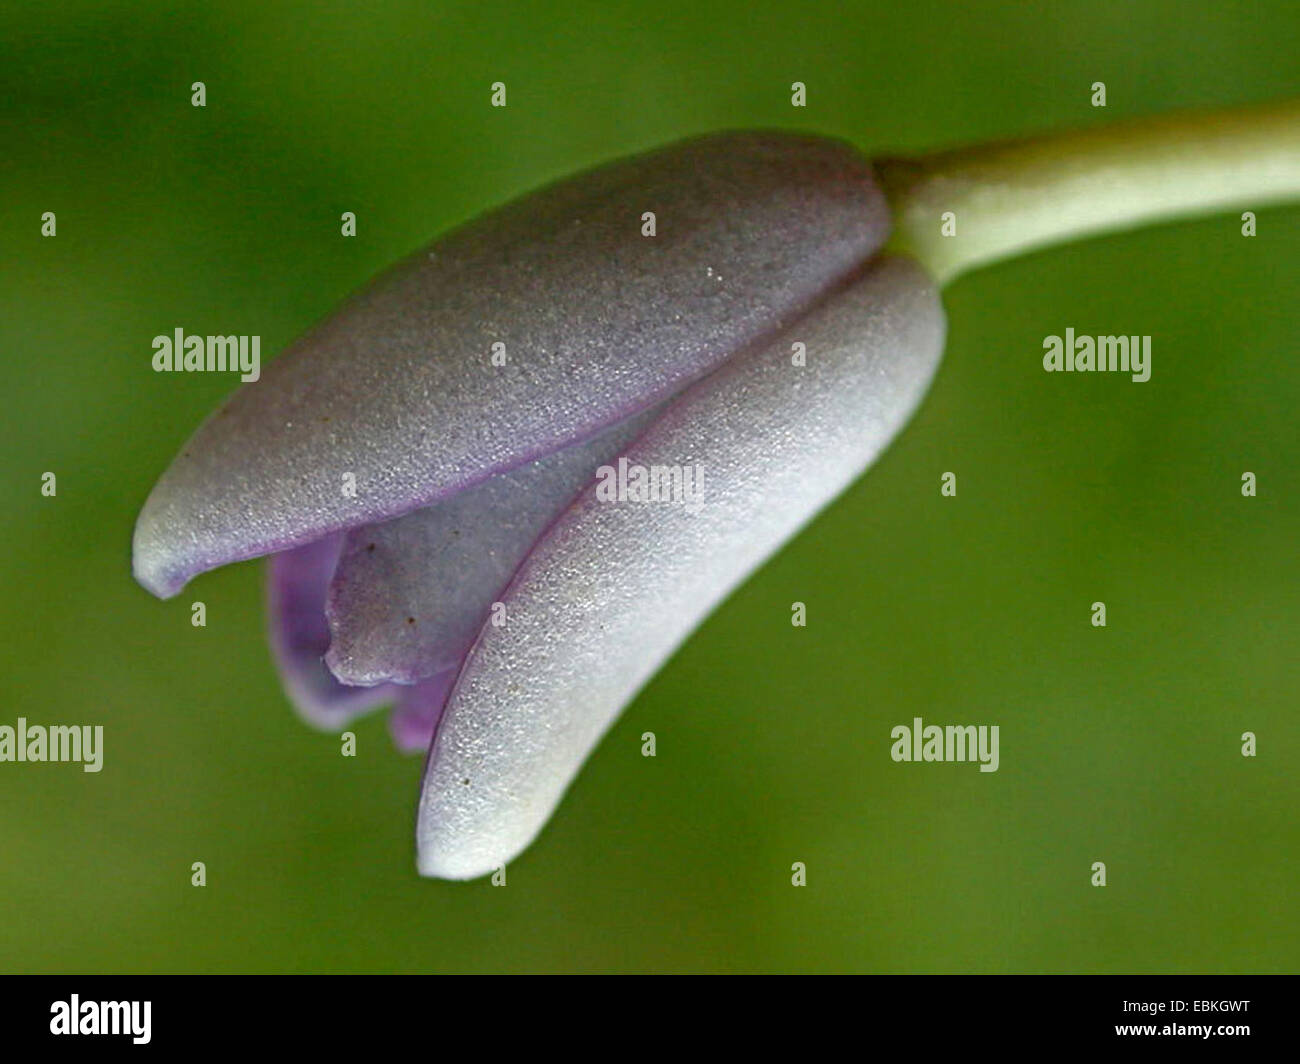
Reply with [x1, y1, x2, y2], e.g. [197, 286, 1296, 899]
[266, 534, 395, 730]
[416, 257, 946, 878]
[388, 670, 458, 755]
[325, 406, 662, 685]
[133, 132, 889, 598]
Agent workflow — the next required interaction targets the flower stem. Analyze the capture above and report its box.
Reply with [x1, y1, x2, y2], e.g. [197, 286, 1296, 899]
[874, 98, 1300, 284]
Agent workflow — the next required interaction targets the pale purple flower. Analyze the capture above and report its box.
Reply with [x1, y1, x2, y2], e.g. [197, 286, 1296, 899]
[132, 132, 945, 878]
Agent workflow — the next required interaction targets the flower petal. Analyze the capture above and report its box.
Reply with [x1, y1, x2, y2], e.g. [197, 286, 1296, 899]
[133, 132, 889, 598]
[415, 256, 946, 879]
[324, 407, 662, 685]
[266, 535, 395, 730]
[388, 670, 458, 755]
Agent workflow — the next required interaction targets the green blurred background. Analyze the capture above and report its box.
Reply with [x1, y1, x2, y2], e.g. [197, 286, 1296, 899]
[2, 0, 1297, 973]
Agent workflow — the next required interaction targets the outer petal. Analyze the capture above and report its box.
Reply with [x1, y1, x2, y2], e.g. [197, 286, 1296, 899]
[416, 256, 946, 879]
[325, 407, 662, 685]
[133, 131, 889, 598]
[266, 535, 395, 730]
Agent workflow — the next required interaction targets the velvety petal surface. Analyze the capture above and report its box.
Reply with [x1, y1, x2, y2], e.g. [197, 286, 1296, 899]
[325, 407, 662, 685]
[133, 131, 889, 598]
[416, 256, 946, 879]
[266, 534, 395, 730]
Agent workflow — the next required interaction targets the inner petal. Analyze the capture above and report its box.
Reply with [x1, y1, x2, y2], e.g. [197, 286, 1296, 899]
[266, 534, 396, 730]
[389, 670, 458, 755]
[325, 407, 660, 686]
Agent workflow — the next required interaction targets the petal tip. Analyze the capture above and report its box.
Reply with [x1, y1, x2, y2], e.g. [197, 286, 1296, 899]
[416, 846, 492, 882]
[416, 766, 543, 881]
[132, 512, 187, 600]
[416, 817, 517, 880]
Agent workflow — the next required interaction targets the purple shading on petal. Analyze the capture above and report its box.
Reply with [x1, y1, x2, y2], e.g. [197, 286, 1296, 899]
[266, 534, 395, 730]
[388, 670, 458, 755]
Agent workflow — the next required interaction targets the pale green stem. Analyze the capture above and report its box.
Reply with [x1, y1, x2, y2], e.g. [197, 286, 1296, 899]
[874, 98, 1300, 285]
